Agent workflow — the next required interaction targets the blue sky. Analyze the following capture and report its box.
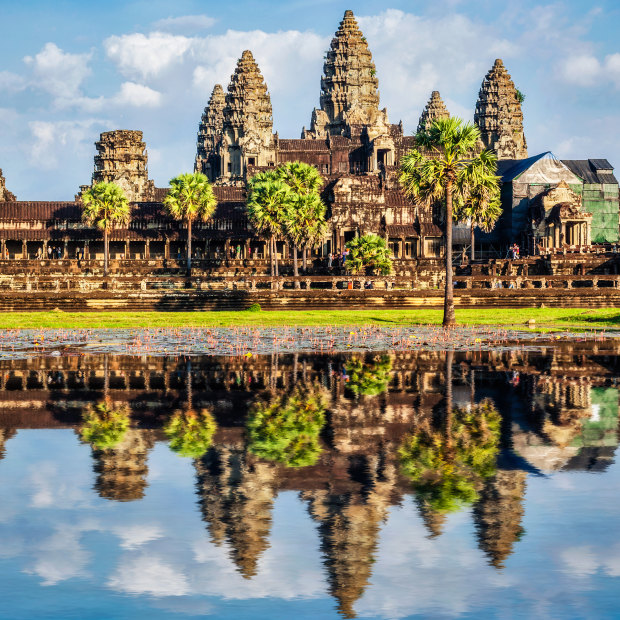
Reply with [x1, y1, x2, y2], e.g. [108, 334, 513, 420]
[1, 0, 620, 200]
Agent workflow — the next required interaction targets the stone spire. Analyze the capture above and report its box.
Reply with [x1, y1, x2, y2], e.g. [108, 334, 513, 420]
[473, 470, 527, 568]
[417, 91, 450, 133]
[0, 169, 15, 202]
[84, 130, 155, 202]
[195, 444, 277, 579]
[195, 84, 225, 182]
[308, 10, 381, 137]
[220, 50, 275, 179]
[474, 59, 527, 160]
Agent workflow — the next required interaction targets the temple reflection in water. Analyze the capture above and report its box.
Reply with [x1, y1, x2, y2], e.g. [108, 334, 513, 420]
[0, 346, 618, 618]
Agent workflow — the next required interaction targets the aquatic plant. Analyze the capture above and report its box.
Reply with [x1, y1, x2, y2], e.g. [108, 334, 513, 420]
[247, 382, 327, 467]
[345, 354, 392, 397]
[164, 409, 217, 458]
[399, 399, 501, 513]
[80, 401, 131, 450]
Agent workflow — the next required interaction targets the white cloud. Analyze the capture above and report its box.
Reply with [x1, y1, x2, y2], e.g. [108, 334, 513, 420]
[0, 71, 27, 93]
[152, 15, 216, 33]
[559, 52, 620, 88]
[28, 119, 109, 169]
[114, 524, 164, 550]
[24, 42, 92, 98]
[104, 33, 192, 80]
[108, 555, 191, 596]
[115, 81, 162, 107]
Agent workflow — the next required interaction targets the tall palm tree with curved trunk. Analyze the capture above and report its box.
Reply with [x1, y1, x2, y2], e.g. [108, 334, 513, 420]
[164, 172, 217, 271]
[400, 118, 500, 327]
[246, 172, 292, 276]
[82, 182, 130, 276]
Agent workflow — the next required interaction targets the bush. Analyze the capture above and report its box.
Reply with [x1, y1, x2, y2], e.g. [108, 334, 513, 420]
[246, 303, 262, 312]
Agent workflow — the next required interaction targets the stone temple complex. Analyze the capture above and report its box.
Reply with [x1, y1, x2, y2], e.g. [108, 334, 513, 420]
[0, 9, 618, 304]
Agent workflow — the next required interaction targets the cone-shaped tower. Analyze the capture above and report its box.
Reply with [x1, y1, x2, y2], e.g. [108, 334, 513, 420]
[473, 470, 527, 568]
[0, 427, 16, 460]
[195, 444, 277, 579]
[474, 59, 527, 160]
[417, 91, 450, 134]
[0, 169, 15, 202]
[195, 84, 225, 182]
[307, 10, 382, 138]
[220, 50, 275, 179]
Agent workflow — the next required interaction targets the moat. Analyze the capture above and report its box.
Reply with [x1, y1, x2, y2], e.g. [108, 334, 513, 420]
[1, 341, 620, 619]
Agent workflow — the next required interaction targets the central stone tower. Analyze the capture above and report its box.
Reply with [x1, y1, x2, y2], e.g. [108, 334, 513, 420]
[305, 10, 383, 138]
[0, 169, 15, 202]
[474, 59, 527, 160]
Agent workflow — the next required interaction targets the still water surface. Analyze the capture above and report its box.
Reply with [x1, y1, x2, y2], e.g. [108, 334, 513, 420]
[1, 346, 619, 619]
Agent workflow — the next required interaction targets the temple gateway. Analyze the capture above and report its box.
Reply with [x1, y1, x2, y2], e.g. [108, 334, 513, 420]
[0, 10, 618, 273]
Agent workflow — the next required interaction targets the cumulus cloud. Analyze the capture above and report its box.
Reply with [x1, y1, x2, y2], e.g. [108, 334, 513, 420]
[0, 71, 27, 93]
[104, 33, 192, 80]
[108, 555, 191, 596]
[152, 15, 216, 33]
[28, 119, 109, 169]
[24, 42, 92, 98]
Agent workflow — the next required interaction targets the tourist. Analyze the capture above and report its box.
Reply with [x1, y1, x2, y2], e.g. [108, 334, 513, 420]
[328, 252, 333, 268]
[47, 246, 52, 259]
[514, 244, 520, 259]
[236, 244, 241, 258]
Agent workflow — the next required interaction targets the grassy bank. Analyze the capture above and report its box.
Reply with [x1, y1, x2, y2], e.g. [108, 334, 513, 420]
[0, 308, 618, 330]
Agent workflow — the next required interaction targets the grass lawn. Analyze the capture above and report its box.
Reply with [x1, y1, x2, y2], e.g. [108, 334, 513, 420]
[0, 308, 618, 329]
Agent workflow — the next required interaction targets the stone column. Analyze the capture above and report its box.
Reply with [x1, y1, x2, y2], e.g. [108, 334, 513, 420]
[145, 240, 150, 259]
[125, 241, 130, 260]
[164, 239, 170, 259]
[63, 240, 68, 258]
[22, 241, 26, 259]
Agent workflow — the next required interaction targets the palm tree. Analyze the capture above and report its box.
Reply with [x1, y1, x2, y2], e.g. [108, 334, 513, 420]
[246, 172, 292, 276]
[399, 399, 501, 514]
[163, 172, 217, 271]
[399, 118, 500, 326]
[164, 409, 217, 458]
[79, 401, 131, 450]
[246, 382, 327, 468]
[285, 193, 328, 280]
[81, 182, 130, 276]
[454, 151, 502, 262]
[275, 162, 327, 277]
[345, 233, 392, 275]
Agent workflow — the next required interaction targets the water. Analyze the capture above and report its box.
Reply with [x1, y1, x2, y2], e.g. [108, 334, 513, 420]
[1, 345, 619, 619]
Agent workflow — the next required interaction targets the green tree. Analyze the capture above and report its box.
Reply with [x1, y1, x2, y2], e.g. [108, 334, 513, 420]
[275, 162, 327, 277]
[80, 401, 130, 450]
[345, 354, 393, 398]
[345, 234, 392, 275]
[163, 172, 217, 270]
[81, 182, 130, 276]
[246, 171, 292, 276]
[399, 117, 499, 326]
[399, 399, 501, 513]
[247, 382, 327, 467]
[453, 157, 502, 262]
[164, 409, 217, 458]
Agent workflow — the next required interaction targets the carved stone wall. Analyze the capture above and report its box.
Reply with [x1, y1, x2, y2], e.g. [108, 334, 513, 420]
[417, 91, 450, 133]
[87, 130, 155, 202]
[196, 84, 225, 182]
[0, 169, 15, 202]
[474, 59, 527, 160]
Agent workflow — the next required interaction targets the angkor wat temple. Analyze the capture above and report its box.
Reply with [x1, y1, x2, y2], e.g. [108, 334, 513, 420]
[0, 10, 618, 279]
